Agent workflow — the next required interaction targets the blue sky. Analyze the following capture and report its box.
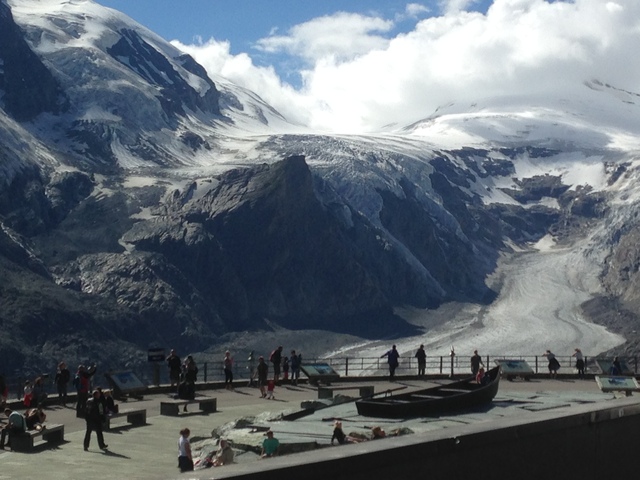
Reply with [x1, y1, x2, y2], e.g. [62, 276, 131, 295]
[91, 1, 638, 133]
[96, 1, 491, 54]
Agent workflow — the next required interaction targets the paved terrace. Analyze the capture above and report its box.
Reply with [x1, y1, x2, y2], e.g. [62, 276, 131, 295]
[0, 375, 630, 480]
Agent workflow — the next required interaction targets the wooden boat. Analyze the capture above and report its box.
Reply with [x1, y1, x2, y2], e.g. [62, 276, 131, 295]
[355, 365, 501, 418]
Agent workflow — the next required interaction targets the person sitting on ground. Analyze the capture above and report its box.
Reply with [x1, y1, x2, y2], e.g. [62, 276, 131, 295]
[261, 430, 279, 458]
[371, 426, 386, 440]
[331, 420, 362, 445]
[211, 438, 234, 466]
[0, 408, 27, 450]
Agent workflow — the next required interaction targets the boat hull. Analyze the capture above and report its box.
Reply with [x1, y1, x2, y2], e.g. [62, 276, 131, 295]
[355, 366, 501, 418]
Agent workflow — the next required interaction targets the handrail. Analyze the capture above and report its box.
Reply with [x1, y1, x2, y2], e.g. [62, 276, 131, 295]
[2, 354, 636, 402]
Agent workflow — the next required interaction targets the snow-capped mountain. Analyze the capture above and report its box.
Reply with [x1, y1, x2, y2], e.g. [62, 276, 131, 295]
[2, 0, 640, 375]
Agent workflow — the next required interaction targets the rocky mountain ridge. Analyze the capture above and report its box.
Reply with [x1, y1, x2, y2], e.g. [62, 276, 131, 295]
[1, 0, 640, 376]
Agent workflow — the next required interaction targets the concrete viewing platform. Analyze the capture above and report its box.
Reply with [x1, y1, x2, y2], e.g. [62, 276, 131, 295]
[0, 375, 637, 479]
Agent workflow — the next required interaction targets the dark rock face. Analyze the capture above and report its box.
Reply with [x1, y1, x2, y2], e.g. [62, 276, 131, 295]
[107, 29, 220, 119]
[123, 156, 400, 335]
[0, 1, 67, 120]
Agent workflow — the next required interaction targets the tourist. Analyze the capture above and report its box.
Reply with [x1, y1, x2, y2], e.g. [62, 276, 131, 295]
[223, 350, 234, 390]
[83, 390, 108, 451]
[470, 350, 484, 376]
[261, 430, 279, 458]
[381, 345, 400, 379]
[266, 379, 275, 399]
[282, 357, 289, 381]
[54, 362, 70, 405]
[475, 366, 485, 384]
[166, 349, 182, 392]
[247, 351, 256, 387]
[25, 406, 46, 430]
[610, 356, 622, 375]
[270, 346, 283, 383]
[415, 344, 427, 377]
[289, 350, 300, 385]
[211, 438, 234, 466]
[330, 420, 361, 445]
[0, 408, 26, 450]
[74, 364, 97, 418]
[257, 356, 269, 398]
[178, 427, 193, 472]
[572, 348, 585, 378]
[543, 350, 560, 379]
[371, 426, 386, 440]
[0, 375, 7, 409]
[104, 389, 118, 415]
[23, 380, 33, 407]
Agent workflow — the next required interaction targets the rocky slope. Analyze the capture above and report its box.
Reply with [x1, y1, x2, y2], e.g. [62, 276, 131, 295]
[1, 0, 640, 376]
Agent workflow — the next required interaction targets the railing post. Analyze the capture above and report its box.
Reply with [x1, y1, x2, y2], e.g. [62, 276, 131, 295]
[439, 356, 443, 374]
[204, 362, 208, 383]
[345, 358, 349, 377]
[535, 356, 538, 374]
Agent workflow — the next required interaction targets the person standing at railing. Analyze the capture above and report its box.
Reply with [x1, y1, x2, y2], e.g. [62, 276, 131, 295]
[470, 350, 484, 376]
[223, 351, 234, 390]
[381, 345, 400, 380]
[247, 351, 256, 387]
[543, 350, 560, 379]
[572, 348, 585, 378]
[415, 345, 426, 377]
[166, 349, 182, 393]
[269, 346, 283, 384]
[54, 362, 70, 406]
[289, 350, 300, 385]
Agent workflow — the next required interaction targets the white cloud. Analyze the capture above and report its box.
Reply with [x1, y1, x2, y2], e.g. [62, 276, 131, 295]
[175, 0, 640, 133]
[255, 12, 393, 63]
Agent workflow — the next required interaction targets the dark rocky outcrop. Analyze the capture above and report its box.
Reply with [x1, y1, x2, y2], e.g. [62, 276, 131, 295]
[0, 1, 67, 120]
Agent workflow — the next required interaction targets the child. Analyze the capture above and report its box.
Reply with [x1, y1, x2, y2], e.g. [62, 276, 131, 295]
[282, 357, 289, 381]
[266, 380, 275, 400]
[475, 367, 485, 384]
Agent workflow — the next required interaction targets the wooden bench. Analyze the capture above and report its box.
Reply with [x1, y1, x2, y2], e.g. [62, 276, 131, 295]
[11, 424, 64, 451]
[160, 396, 217, 416]
[317, 385, 374, 399]
[103, 408, 147, 430]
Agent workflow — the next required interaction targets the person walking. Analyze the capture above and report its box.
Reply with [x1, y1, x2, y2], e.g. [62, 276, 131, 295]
[415, 344, 427, 377]
[223, 350, 234, 390]
[83, 390, 108, 451]
[470, 350, 484, 376]
[381, 345, 400, 380]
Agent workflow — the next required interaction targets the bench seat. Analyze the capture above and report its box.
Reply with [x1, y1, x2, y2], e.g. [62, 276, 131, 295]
[104, 408, 147, 430]
[317, 385, 374, 399]
[11, 424, 64, 451]
[160, 396, 217, 416]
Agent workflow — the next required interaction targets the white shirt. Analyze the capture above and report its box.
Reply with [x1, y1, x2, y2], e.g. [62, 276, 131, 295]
[178, 436, 190, 457]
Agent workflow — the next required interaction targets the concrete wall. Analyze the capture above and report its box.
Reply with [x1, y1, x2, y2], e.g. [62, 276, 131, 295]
[209, 396, 640, 480]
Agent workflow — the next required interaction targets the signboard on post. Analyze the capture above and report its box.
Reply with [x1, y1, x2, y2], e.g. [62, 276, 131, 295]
[147, 348, 165, 362]
[300, 363, 340, 385]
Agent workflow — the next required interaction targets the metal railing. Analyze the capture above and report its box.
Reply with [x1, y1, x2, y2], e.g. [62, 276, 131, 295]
[2, 354, 637, 403]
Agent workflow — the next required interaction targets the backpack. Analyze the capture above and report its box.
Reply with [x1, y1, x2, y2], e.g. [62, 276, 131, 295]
[269, 350, 276, 362]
